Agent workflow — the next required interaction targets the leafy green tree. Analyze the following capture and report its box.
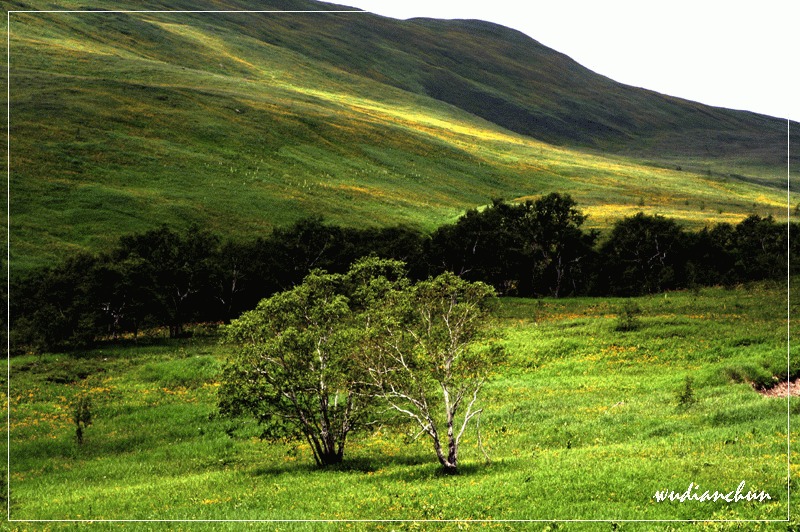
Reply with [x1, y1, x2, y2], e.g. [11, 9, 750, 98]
[218, 261, 396, 467]
[731, 214, 786, 281]
[267, 217, 356, 291]
[116, 225, 219, 337]
[427, 199, 527, 293]
[598, 213, 688, 295]
[522, 193, 597, 297]
[10, 253, 104, 352]
[685, 223, 737, 287]
[427, 194, 595, 296]
[208, 240, 253, 323]
[93, 253, 157, 340]
[364, 272, 504, 474]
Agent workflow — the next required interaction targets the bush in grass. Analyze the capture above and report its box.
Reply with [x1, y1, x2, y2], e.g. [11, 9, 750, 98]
[722, 364, 776, 390]
[614, 300, 642, 332]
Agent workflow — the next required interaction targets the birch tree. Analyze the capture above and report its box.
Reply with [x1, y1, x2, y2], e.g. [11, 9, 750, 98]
[365, 272, 504, 474]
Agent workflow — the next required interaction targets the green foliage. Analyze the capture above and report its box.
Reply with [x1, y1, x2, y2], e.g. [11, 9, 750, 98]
[10, 253, 106, 353]
[599, 213, 688, 296]
[218, 257, 406, 467]
[219, 258, 503, 473]
[219, 270, 358, 466]
[428, 194, 597, 297]
[116, 224, 221, 338]
[10, 211, 795, 354]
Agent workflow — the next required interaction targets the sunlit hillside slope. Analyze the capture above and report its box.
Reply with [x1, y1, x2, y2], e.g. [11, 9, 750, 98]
[4, 0, 796, 270]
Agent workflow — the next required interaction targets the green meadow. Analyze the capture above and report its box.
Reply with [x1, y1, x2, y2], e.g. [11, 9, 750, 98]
[7, 281, 796, 527]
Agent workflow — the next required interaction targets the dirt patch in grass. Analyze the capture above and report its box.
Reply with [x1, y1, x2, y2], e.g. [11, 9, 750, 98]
[758, 377, 800, 397]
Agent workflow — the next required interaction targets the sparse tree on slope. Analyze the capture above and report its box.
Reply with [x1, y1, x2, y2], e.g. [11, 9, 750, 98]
[364, 272, 504, 474]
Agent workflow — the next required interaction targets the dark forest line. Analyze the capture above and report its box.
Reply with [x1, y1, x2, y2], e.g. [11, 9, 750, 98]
[10, 193, 798, 353]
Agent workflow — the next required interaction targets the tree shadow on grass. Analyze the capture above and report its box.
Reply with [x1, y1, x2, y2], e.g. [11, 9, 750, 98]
[248, 452, 434, 478]
[380, 457, 515, 483]
[249, 453, 513, 481]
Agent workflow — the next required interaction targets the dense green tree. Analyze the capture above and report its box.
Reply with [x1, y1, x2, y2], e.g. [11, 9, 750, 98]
[355, 226, 427, 281]
[93, 253, 157, 340]
[685, 223, 737, 287]
[207, 240, 253, 323]
[598, 213, 688, 296]
[427, 194, 595, 296]
[10, 253, 104, 352]
[731, 215, 787, 281]
[522, 193, 598, 297]
[116, 225, 219, 337]
[427, 199, 526, 293]
[267, 217, 355, 291]
[217, 259, 403, 467]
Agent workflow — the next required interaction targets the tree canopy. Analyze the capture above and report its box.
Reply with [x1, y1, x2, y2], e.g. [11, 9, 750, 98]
[218, 265, 378, 467]
[9, 197, 796, 353]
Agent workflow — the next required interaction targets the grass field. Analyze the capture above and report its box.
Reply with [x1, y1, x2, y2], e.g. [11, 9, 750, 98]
[6, 280, 797, 527]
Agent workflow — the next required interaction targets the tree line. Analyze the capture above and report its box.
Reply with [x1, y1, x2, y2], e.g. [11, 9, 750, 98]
[10, 193, 797, 353]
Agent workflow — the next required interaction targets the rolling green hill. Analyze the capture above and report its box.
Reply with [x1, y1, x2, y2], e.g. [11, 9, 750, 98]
[4, 0, 797, 271]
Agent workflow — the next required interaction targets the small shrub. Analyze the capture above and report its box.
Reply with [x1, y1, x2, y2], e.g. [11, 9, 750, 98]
[72, 395, 93, 445]
[614, 300, 642, 332]
[675, 376, 697, 410]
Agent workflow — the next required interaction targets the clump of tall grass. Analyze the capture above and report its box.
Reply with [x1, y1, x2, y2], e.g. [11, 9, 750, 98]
[72, 395, 93, 445]
[675, 376, 697, 410]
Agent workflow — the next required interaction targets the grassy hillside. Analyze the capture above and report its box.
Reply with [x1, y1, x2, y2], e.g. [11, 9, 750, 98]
[5, 0, 796, 271]
[8, 282, 795, 523]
